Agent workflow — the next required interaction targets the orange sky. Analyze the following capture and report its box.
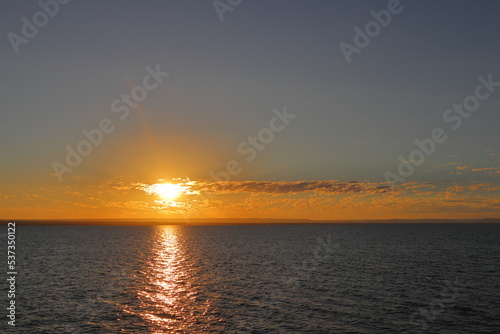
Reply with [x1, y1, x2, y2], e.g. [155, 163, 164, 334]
[2, 174, 499, 220]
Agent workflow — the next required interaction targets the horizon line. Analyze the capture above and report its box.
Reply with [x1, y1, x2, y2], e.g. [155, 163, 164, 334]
[2, 218, 500, 226]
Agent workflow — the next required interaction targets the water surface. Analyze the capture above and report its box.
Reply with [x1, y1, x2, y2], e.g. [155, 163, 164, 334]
[6, 224, 500, 333]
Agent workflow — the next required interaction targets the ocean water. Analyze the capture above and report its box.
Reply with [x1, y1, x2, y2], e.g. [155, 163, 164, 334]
[3, 224, 500, 333]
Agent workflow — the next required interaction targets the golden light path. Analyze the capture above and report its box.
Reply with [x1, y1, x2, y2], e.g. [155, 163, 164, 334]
[136, 226, 216, 333]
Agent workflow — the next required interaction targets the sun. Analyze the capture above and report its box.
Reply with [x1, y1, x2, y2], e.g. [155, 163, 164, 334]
[154, 183, 183, 200]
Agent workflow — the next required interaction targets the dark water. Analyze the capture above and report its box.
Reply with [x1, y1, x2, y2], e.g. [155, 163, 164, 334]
[3, 224, 500, 333]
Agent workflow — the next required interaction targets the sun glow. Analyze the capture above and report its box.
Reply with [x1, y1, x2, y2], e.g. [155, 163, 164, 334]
[154, 183, 184, 200]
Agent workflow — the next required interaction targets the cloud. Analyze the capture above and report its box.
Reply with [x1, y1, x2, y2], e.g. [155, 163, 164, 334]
[191, 180, 392, 195]
[434, 162, 461, 168]
[470, 167, 500, 172]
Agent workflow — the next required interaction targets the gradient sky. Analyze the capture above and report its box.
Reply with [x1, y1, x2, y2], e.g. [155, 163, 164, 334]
[1, 0, 499, 220]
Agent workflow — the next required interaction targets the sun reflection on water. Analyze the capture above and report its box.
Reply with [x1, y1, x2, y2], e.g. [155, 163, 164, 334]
[136, 226, 215, 333]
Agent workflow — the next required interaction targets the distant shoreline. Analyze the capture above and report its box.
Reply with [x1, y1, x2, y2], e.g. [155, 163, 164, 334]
[1, 218, 499, 226]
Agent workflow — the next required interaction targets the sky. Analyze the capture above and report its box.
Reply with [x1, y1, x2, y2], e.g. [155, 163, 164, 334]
[1, 0, 499, 220]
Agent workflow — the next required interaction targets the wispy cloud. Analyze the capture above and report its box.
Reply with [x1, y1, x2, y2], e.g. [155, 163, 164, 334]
[470, 167, 500, 172]
[191, 180, 391, 195]
[434, 162, 461, 168]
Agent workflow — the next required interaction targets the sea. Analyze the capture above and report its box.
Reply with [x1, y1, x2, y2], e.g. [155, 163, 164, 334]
[2, 223, 499, 333]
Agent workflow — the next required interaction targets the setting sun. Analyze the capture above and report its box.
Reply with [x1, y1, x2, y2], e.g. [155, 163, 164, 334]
[154, 183, 184, 200]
